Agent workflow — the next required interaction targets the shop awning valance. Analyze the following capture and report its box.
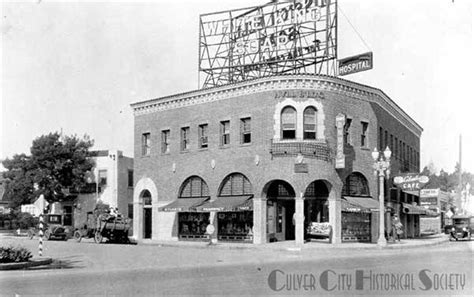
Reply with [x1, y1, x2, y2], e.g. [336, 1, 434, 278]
[342, 196, 380, 213]
[402, 190, 420, 197]
[159, 197, 210, 212]
[196, 195, 253, 212]
[401, 203, 426, 215]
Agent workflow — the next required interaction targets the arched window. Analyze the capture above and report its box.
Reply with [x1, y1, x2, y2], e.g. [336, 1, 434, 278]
[342, 172, 370, 196]
[219, 173, 252, 196]
[141, 190, 152, 205]
[179, 176, 209, 198]
[303, 107, 317, 140]
[281, 106, 297, 139]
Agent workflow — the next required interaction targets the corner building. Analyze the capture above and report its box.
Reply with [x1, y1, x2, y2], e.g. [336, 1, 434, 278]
[131, 74, 422, 244]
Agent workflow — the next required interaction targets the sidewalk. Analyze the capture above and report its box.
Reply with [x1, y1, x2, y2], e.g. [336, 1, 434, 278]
[138, 234, 449, 251]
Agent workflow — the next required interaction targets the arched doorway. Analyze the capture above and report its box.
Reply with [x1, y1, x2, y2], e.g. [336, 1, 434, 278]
[304, 180, 330, 224]
[141, 190, 152, 239]
[265, 180, 296, 241]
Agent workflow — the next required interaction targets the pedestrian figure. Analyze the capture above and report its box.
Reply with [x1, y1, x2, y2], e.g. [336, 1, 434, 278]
[392, 214, 403, 243]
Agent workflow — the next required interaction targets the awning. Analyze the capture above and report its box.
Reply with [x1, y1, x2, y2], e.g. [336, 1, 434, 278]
[402, 190, 419, 197]
[342, 196, 380, 213]
[196, 195, 253, 212]
[401, 203, 426, 215]
[159, 197, 210, 212]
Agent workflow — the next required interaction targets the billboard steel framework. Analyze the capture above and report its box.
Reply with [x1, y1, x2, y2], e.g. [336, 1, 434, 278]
[199, 0, 337, 89]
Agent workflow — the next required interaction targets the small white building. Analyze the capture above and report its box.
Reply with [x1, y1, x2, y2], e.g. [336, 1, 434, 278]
[20, 194, 49, 217]
[52, 150, 134, 229]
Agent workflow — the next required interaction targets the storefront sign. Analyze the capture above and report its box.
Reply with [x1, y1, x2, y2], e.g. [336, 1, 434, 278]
[274, 90, 325, 100]
[294, 163, 308, 173]
[419, 189, 439, 206]
[335, 113, 346, 169]
[338, 52, 373, 76]
[393, 173, 429, 191]
[420, 188, 439, 197]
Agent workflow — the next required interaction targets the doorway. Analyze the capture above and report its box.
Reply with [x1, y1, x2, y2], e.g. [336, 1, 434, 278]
[143, 208, 152, 239]
[141, 190, 152, 239]
[265, 180, 296, 242]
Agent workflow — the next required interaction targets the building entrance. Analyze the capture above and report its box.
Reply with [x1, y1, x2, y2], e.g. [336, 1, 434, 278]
[144, 208, 152, 239]
[141, 190, 152, 239]
[265, 180, 296, 242]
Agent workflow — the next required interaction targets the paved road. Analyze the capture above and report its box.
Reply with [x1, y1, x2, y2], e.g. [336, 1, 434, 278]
[0, 237, 472, 296]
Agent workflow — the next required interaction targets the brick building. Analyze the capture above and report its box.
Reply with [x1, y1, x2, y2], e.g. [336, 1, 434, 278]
[131, 74, 422, 244]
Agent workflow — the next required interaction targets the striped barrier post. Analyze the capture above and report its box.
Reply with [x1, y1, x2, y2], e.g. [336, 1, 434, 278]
[38, 214, 44, 257]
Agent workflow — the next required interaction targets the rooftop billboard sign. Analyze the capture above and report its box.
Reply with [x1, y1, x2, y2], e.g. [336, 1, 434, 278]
[199, 0, 337, 88]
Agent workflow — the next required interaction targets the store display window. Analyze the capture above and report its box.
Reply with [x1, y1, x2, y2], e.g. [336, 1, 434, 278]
[217, 211, 253, 242]
[178, 212, 210, 240]
[341, 212, 371, 242]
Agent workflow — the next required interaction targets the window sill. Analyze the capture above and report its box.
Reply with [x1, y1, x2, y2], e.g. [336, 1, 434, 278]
[239, 143, 252, 147]
[219, 145, 231, 149]
[198, 148, 209, 152]
[180, 150, 190, 154]
[161, 152, 171, 156]
[360, 147, 371, 151]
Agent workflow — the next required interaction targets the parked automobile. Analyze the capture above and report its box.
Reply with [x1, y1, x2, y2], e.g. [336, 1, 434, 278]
[27, 214, 72, 240]
[74, 210, 130, 244]
[447, 215, 473, 241]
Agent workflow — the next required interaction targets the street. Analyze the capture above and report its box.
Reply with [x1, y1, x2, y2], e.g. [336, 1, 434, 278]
[0, 237, 472, 296]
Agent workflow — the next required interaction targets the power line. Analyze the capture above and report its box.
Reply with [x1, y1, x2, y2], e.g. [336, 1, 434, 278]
[338, 4, 372, 52]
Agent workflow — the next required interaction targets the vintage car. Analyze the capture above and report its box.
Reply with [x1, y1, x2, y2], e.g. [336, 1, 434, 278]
[27, 214, 72, 240]
[447, 215, 473, 241]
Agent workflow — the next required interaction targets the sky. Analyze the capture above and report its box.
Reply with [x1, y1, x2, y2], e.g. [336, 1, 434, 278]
[1, 0, 473, 174]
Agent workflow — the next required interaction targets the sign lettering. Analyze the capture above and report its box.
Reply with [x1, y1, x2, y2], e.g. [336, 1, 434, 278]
[393, 173, 429, 191]
[335, 113, 346, 169]
[199, 0, 337, 88]
[338, 52, 373, 76]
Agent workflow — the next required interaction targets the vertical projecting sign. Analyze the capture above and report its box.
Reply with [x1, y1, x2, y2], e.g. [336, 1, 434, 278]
[335, 113, 346, 169]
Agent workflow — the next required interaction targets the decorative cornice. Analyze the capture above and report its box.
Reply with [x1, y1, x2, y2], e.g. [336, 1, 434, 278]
[130, 74, 423, 137]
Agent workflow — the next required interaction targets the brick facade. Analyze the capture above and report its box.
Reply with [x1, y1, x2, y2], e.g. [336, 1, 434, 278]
[131, 75, 422, 244]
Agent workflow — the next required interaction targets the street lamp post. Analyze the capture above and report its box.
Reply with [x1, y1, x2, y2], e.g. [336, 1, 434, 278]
[372, 146, 392, 247]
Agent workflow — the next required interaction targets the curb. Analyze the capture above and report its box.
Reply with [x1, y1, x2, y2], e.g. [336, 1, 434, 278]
[0, 257, 53, 271]
[138, 235, 449, 251]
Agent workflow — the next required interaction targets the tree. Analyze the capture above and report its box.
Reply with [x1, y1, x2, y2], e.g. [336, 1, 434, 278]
[2, 132, 95, 209]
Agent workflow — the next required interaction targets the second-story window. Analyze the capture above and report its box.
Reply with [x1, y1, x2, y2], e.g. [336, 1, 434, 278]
[128, 170, 133, 188]
[395, 137, 398, 160]
[399, 140, 403, 160]
[181, 127, 190, 151]
[361, 121, 368, 147]
[281, 106, 296, 139]
[390, 134, 394, 152]
[161, 130, 170, 153]
[220, 121, 230, 146]
[379, 127, 383, 151]
[142, 133, 151, 156]
[199, 124, 208, 149]
[343, 118, 352, 145]
[303, 107, 317, 140]
[240, 117, 251, 144]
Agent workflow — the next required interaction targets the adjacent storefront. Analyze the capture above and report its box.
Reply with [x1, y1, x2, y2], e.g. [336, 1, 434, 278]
[197, 196, 254, 242]
[341, 196, 379, 242]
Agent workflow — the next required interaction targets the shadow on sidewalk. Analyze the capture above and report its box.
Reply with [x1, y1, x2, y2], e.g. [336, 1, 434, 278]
[26, 255, 85, 270]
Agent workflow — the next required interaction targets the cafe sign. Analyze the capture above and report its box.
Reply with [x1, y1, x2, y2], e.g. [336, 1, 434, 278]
[393, 173, 429, 191]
